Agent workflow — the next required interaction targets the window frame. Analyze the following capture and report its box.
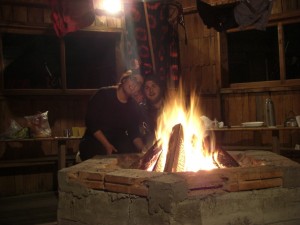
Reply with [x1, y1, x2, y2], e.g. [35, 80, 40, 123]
[220, 11, 300, 90]
[0, 29, 124, 95]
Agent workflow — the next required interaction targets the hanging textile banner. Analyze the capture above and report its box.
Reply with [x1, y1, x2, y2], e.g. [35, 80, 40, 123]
[49, 0, 95, 37]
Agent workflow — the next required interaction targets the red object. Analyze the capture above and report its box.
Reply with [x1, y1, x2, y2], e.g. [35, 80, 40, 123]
[49, 0, 95, 37]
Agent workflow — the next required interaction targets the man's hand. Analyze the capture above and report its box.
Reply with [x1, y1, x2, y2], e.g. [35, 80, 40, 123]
[133, 137, 145, 153]
[93, 130, 117, 155]
[103, 143, 118, 155]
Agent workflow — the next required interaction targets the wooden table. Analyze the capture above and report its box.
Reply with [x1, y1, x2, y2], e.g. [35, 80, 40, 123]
[208, 126, 300, 154]
[0, 136, 82, 169]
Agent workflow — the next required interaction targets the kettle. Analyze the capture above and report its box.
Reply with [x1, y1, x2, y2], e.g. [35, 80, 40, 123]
[284, 111, 298, 127]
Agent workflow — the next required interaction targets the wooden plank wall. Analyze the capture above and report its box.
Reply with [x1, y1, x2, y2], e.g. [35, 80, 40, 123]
[0, 0, 123, 31]
[179, 0, 221, 119]
[0, 95, 91, 196]
[0, 0, 124, 196]
[178, 0, 300, 149]
[1, 95, 89, 138]
[221, 90, 300, 147]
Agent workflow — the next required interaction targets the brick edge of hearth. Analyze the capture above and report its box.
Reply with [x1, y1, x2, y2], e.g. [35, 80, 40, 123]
[58, 151, 300, 197]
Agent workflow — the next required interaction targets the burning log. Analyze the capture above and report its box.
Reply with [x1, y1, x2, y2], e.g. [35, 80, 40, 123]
[204, 130, 239, 168]
[130, 124, 186, 172]
[214, 147, 240, 168]
[130, 140, 162, 171]
[164, 123, 185, 172]
[131, 123, 239, 172]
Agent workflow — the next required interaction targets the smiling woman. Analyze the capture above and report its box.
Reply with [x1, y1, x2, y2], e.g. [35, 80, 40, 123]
[78, 70, 145, 161]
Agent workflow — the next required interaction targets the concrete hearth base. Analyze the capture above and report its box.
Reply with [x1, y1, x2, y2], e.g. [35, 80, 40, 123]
[57, 150, 300, 225]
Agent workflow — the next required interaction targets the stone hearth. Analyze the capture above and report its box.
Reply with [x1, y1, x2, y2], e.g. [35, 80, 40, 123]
[57, 150, 300, 225]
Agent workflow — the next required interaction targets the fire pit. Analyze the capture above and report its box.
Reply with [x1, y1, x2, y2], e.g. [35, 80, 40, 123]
[57, 150, 300, 225]
[58, 87, 300, 225]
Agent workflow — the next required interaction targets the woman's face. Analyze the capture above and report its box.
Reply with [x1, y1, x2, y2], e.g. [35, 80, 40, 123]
[144, 80, 161, 103]
[123, 74, 144, 97]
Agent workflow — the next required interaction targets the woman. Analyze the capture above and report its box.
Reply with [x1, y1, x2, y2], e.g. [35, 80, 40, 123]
[79, 70, 145, 161]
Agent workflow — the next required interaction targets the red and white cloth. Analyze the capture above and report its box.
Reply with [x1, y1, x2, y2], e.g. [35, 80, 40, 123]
[49, 0, 95, 37]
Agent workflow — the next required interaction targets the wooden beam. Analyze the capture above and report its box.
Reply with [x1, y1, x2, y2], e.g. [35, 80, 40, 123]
[143, 2, 157, 74]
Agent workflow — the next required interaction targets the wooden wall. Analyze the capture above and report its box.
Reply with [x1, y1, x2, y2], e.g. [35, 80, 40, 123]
[1, 95, 89, 137]
[221, 90, 300, 147]
[0, 0, 124, 196]
[0, 95, 91, 196]
[0, 0, 123, 32]
[179, 0, 221, 119]
[178, 0, 300, 149]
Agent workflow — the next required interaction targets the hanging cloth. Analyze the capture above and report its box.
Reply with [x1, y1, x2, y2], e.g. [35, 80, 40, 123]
[49, 0, 95, 37]
[234, 0, 274, 30]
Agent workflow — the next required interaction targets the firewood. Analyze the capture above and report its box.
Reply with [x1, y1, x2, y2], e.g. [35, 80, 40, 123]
[214, 147, 240, 168]
[130, 140, 163, 170]
[164, 124, 185, 172]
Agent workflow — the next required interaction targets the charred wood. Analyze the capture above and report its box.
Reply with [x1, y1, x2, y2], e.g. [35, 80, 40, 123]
[164, 123, 185, 172]
[214, 147, 240, 168]
[130, 140, 162, 170]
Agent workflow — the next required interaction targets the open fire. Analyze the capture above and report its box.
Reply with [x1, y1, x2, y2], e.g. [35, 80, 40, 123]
[135, 85, 239, 172]
[58, 85, 300, 224]
[58, 87, 300, 225]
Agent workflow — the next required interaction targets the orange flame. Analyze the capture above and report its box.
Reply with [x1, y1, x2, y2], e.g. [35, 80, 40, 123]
[154, 85, 218, 172]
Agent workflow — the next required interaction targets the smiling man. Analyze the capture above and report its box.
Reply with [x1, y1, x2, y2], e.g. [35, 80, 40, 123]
[138, 75, 166, 147]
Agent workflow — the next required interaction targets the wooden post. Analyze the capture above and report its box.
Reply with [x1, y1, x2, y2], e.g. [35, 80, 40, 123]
[60, 38, 66, 90]
[58, 140, 66, 170]
[143, 2, 156, 74]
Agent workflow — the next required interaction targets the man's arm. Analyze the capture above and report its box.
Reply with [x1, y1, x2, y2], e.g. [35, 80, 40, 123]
[93, 130, 118, 155]
[133, 137, 146, 153]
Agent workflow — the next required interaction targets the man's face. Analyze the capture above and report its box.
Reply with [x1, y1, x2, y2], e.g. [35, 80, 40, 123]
[123, 74, 144, 97]
[144, 80, 161, 104]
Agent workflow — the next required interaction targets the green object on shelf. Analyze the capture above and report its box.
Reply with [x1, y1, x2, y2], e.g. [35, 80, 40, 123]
[10, 127, 30, 139]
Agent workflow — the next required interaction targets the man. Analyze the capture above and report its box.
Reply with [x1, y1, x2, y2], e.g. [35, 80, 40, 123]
[79, 70, 145, 161]
[196, 0, 274, 32]
[139, 75, 166, 148]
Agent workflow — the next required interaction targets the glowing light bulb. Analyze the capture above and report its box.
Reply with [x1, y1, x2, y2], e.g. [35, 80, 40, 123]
[103, 0, 122, 14]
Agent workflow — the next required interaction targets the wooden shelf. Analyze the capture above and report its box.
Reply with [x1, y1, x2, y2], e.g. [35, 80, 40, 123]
[0, 89, 98, 96]
[209, 126, 300, 154]
[220, 84, 300, 94]
[0, 155, 76, 169]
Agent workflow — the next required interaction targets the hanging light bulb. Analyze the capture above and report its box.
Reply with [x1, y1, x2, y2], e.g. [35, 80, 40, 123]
[103, 0, 122, 14]
[94, 0, 122, 15]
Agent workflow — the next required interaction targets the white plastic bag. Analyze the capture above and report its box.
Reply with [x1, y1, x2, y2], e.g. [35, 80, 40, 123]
[25, 111, 52, 138]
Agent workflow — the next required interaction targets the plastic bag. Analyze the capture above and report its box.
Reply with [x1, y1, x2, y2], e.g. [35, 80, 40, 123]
[25, 111, 52, 138]
[0, 119, 29, 139]
[200, 116, 224, 129]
